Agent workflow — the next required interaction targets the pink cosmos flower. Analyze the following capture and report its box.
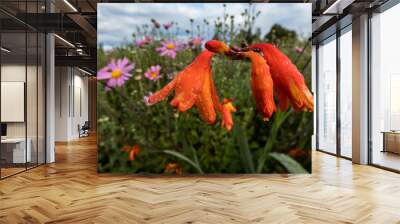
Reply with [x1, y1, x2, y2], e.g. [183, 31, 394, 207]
[97, 58, 134, 88]
[294, 46, 303, 54]
[156, 40, 185, 59]
[144, 65, 162, 81]
[136, 36, 152, 48]
[190, 37, 203, 48]
[163, 22, 173, 30]
[104, 85, 112, 92]
[136, 39, 147, 48]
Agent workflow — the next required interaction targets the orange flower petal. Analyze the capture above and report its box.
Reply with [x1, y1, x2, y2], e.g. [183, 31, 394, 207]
[133, 145, 140, 154]
[165, 163, 182, 175]
[205, 40, 230, 54]
[221, 105, 234, 131]
[220, 98, 236, 131]
[242, 51, 276, 120]
[195, 68, 217, 124]
[250, 44, 314, 112]
[147, 78, 177, 105]
[147, 49, 236, 131]
[129, 150, 135, 161]
[222, 99, 237, 112]
[275, 88, 290, 112]
[170, 50, 215, 112]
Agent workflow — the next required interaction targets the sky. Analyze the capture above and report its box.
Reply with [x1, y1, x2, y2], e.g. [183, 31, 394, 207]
[98, 3, 311, 49]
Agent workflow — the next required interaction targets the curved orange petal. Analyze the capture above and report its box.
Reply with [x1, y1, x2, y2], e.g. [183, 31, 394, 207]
[133, 145, 140, 154]
[222, 99, 237, 112]
[195, 68, 217, 125]
[250, 43, 314, 112]
[275, 88, 290, 112]
[170, 50, 215, 112]
[221, 106, 234, 131]
[146, 49, 236, 130]
[147, 78, 177, 105]
[221, 99, 236, 131]
[205, 40, 230, 54]
[209, 70, 235, 131]
[129, 150, 135, 161]
[209, 74, 223, 113]
[242, 51, 276, 120]
[194, 58, 235, 130]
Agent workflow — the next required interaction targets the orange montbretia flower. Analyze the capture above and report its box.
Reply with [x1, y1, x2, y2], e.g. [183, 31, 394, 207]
[122, 144, 140, 161]
[221, 99, 236, 131]
[250, 44, 314, 112]
[165, 163, 182, 175]
[145, 50, 234, 131]
[146, 50, 214, 112]
[242, 51, 276, 121]
[288, 148, 306, 158]
[205, 40, 230, 54]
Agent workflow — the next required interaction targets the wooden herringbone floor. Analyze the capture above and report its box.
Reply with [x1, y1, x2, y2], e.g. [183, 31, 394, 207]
[1, 136, 400, 224]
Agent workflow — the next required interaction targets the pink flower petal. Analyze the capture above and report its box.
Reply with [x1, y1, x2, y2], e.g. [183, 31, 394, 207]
[107, 78, 117, 87]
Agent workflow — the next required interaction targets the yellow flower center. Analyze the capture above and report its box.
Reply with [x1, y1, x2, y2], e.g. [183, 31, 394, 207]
[111, 69, 122, 78]
[166, 43, 175, 50]
[151, 72, 159, 78]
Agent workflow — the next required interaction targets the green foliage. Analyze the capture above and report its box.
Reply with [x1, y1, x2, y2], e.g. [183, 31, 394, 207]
[97, 5, 313, 174]
[233, 122, 255, 173]
[265, 24, 298, 43]
[269, 153, 308, 174]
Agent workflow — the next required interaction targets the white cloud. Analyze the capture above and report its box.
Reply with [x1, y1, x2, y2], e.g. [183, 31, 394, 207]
[97, 3, 311, 49]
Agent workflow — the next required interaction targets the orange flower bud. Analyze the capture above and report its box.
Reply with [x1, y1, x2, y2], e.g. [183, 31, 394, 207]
[122, 144, 140, 161]
[165, 163, 182, 175]
[205, 40, 230, 54]
[221, 99, 236, 131]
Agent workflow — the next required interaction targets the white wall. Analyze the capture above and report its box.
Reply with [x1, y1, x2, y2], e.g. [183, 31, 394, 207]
[55, 67, 70, 141]
[1, 66, 26, 139]
[1, 64, 46, 164]
[55, 67, 89, 141]
[1, 65, 40, 137]
[72, 73, 89, 138]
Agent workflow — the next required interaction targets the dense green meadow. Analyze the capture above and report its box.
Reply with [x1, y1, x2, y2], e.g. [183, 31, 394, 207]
[97, 5, 312, 174]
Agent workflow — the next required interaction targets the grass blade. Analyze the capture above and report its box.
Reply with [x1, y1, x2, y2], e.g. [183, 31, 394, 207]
[163, 150, 204, 174]
[257, 110, 292, 173]
[233, 123, 255, 173]
[269, 152, 308, 174]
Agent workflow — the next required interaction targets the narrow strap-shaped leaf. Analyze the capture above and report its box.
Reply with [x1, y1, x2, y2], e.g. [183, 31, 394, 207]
[163, 150, 204, 174]
[233, 123, 255, 173]
[269, 152, 308, 174]
[257, 110, 292, 173]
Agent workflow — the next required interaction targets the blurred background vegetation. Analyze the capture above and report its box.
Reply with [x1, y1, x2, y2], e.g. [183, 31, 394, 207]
[97, 4, 312, 174]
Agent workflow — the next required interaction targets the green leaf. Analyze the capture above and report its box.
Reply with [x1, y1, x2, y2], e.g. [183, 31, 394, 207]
[269, 153, 308, 174]
[163, 150, 204, 174]
[233, 123, 255, 173]
[176, 115, 203, 174]
[257, 110, 292, 173]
